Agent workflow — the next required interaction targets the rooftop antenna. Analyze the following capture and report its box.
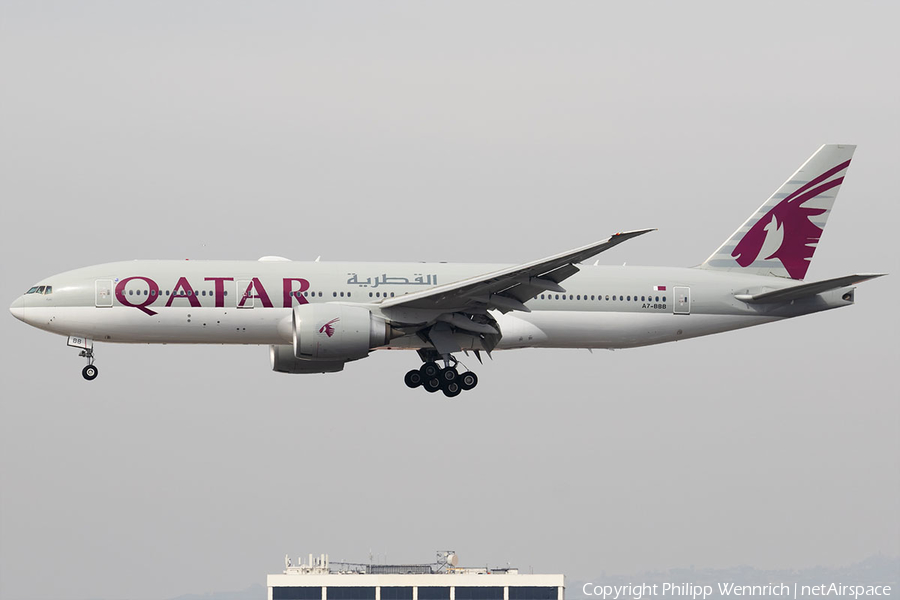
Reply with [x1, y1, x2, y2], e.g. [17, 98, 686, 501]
[436, 550, 458, 572]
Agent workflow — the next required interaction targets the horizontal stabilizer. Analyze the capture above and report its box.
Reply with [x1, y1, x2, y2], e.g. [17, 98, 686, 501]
[734, 273, 886, 304]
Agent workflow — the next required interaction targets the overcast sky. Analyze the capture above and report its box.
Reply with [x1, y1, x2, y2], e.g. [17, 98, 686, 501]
[1, 2, 898, 600]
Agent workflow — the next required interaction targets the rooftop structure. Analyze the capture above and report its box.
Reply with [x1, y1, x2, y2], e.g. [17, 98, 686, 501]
[268, 552, 564, 600]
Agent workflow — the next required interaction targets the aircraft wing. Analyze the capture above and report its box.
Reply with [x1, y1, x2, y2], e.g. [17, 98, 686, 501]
[378, 229, 654, 313]
[734, 273, 886, 304]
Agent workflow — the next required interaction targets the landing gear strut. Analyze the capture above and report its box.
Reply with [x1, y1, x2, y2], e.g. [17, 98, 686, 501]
[67, 336, 99, 381]
[403, 354, 478, 397]
[80, 348, 98, 381]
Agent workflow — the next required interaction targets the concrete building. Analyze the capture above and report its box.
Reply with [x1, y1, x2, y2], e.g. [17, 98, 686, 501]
[268, 552, 564, 600]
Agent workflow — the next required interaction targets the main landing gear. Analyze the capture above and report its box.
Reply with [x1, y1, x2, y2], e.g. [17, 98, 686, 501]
[404, 356, 478, 397]
[80, 348, 98, 381]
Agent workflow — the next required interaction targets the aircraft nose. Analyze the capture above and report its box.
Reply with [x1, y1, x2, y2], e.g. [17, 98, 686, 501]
[9, 296, 25, 322]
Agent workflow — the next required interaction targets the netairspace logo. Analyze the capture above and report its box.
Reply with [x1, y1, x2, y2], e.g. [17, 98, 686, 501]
[582, 583, 893, 600]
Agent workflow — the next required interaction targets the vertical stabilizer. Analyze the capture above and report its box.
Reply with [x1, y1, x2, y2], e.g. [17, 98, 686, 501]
[698, 144, 855, 280]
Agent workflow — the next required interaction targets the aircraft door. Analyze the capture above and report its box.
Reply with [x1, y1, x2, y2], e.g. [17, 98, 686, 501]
[95, 280, 113, 307]
[673, 286, 691, 315]
[237, 279, 254, 308]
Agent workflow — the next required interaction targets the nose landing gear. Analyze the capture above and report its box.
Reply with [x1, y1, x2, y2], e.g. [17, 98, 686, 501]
[67, 336, 99, 381]
[80, 348, 98, 380]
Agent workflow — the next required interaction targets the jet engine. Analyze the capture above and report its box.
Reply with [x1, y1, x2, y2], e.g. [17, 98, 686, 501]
[292, 303, 397, 361]
[270, 344, 346, 374]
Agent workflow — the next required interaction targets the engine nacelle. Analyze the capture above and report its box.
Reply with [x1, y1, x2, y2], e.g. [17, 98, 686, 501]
[270, 344, 346, 374]
[293, 303, 393, 361]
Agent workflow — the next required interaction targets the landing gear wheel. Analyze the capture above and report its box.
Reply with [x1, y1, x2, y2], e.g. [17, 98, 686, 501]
[423, 377, 442, 393]
[458, 371, 478, 390]
[442, 381, 462, 397]
[82, 365, 99, 381]
[439, 366, 458, 384]
[420, 361, 440, 379]
[404, 369, 423, 388]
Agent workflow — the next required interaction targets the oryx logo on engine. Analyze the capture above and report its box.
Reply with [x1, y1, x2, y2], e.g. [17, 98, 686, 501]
[317, 318, 340, 338]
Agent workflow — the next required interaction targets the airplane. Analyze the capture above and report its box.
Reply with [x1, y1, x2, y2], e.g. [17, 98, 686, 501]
[9, 144, 885, 396]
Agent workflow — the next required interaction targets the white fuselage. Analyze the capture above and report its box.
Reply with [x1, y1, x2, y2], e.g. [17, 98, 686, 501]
[9, 259, 854, 352]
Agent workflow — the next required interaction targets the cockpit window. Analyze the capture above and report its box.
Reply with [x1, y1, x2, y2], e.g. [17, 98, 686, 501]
[25, 285, 53, 294]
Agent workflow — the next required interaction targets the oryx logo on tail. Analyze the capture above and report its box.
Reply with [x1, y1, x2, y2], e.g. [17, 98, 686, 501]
[698, 144, 856, 280]
[732, 159, 850, 280]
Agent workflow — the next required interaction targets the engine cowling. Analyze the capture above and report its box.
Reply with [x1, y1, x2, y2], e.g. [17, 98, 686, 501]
[270, 344, 346, 374]
[293, 303, 393, 361]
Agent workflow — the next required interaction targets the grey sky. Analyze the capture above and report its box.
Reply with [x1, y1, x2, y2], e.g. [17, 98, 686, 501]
[1, 2, 897, 600]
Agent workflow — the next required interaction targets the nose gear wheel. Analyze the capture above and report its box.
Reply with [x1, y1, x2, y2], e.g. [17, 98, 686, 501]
[78, 347, 98, 381]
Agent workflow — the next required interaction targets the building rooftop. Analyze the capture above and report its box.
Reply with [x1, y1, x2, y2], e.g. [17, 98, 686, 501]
[267, 551, 564, 600]
[282, 552, 523, 576]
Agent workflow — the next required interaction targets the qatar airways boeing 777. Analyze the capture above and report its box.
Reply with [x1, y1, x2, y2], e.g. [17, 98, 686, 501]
[10, 144, 884, 396]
